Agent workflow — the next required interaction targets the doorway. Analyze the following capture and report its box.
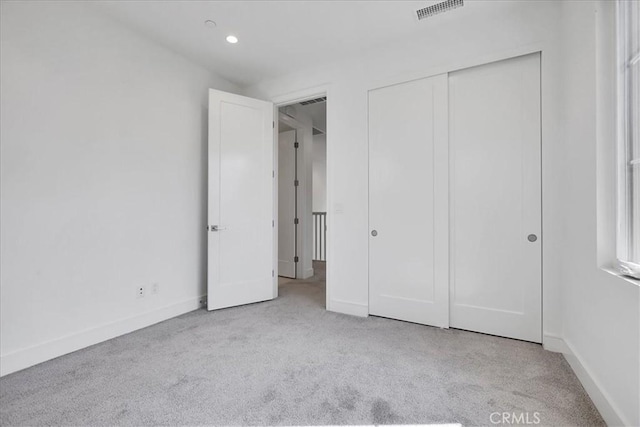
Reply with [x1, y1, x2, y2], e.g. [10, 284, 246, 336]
[277, 97, 327, 308]
[206, 88, 328, 312]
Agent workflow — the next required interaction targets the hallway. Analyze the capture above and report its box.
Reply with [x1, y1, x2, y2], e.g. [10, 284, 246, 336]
[278, 261, 326, 310]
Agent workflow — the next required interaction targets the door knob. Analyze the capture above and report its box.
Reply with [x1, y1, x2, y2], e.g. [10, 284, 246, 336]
[209, 225, 227, 232]
[371, 230, 378, 237]
[527, 234, 537, 242]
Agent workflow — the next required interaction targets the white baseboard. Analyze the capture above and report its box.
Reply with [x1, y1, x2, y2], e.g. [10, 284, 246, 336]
[562, 338, 629, 426]
[543, 333, 571, 353]
[329, 298, 368, 317]
[301, 267, 314, 279]
[0, 296, 205, 377]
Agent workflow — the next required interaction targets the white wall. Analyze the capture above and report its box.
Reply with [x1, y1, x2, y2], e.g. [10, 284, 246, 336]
[246, 0, 565, 327]
[2, 0, 637, 421]
[0, 2, 239, 375]
[245, 1, 638, 423]
[312, 134, 327, 213]
[559, 2, 640, 425]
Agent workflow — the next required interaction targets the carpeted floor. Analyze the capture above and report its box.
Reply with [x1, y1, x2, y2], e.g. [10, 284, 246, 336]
[0, 262, 603, 426]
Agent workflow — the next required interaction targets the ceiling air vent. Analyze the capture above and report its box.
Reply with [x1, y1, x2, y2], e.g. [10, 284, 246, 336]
[416, 0, 463, 20]
[299, 97, 327, 106]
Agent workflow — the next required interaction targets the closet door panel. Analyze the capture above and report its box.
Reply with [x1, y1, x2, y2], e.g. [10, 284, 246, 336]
[448, 53, 542, 342]
[368, 75, 449, 327]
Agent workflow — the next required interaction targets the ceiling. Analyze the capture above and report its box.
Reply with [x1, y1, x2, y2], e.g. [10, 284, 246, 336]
[91, 1, 461, 88]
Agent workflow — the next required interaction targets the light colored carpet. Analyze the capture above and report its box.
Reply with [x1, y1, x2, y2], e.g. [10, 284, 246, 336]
[0, 262, 603, 426]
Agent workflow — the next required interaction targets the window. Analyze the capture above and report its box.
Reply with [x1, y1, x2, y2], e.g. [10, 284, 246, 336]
[617, 0, 640, 278]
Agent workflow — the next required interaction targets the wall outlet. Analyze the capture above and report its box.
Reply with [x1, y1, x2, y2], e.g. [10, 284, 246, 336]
[151, 283, 159, 295]
[136, 285, 145, 299]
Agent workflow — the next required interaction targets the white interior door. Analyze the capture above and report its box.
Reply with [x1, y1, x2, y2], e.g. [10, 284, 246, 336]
[368, 74, 449, 327]
[278, 129, 297, 278]
[208, 89, 275, 311]
[448, 53, 542, 342]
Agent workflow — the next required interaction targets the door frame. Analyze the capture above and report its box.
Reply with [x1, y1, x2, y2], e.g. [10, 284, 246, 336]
[271, 85, 331, 310]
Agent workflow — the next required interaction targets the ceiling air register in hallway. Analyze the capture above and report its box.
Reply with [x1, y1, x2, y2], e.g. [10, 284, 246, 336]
[299, 97, 327, 106]
[416, 0, 464, 20]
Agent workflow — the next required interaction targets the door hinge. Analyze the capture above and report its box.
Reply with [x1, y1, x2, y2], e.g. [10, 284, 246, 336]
[294, 256, 299, 263]
[272, 170, 275, 178]
[294, 218, 299, 225]
[294, 179, 299, 187]
[294, 142, 299, 149]
[272, 220, 275, 227]
[272, 270, 275, 277]
[272, 121, 275, 129]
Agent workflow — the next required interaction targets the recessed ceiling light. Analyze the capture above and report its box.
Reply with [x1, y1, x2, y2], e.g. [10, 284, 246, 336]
[204, 20, 217, 28]
[226, 35, 238, 44]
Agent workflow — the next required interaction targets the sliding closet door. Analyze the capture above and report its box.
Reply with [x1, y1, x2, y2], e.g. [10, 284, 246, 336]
[449, 53, 542, 342]
[368, 74, 449, 327]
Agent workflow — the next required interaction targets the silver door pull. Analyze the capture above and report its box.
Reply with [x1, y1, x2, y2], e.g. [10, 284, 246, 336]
[527, 234, 537, 242]
[371, 230, 378, 237]
[209, 225, 227, 231]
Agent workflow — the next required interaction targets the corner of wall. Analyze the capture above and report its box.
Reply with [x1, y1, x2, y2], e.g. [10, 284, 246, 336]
[542, 333, 571, 354]
[542, 333, 629, 426]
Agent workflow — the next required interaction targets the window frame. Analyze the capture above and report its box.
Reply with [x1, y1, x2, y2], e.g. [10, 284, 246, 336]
[616, 0, 640, 278]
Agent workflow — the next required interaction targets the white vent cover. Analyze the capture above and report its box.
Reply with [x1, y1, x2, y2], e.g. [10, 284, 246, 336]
[416, 0, 463, 20]
[299, 97, 327, 106]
